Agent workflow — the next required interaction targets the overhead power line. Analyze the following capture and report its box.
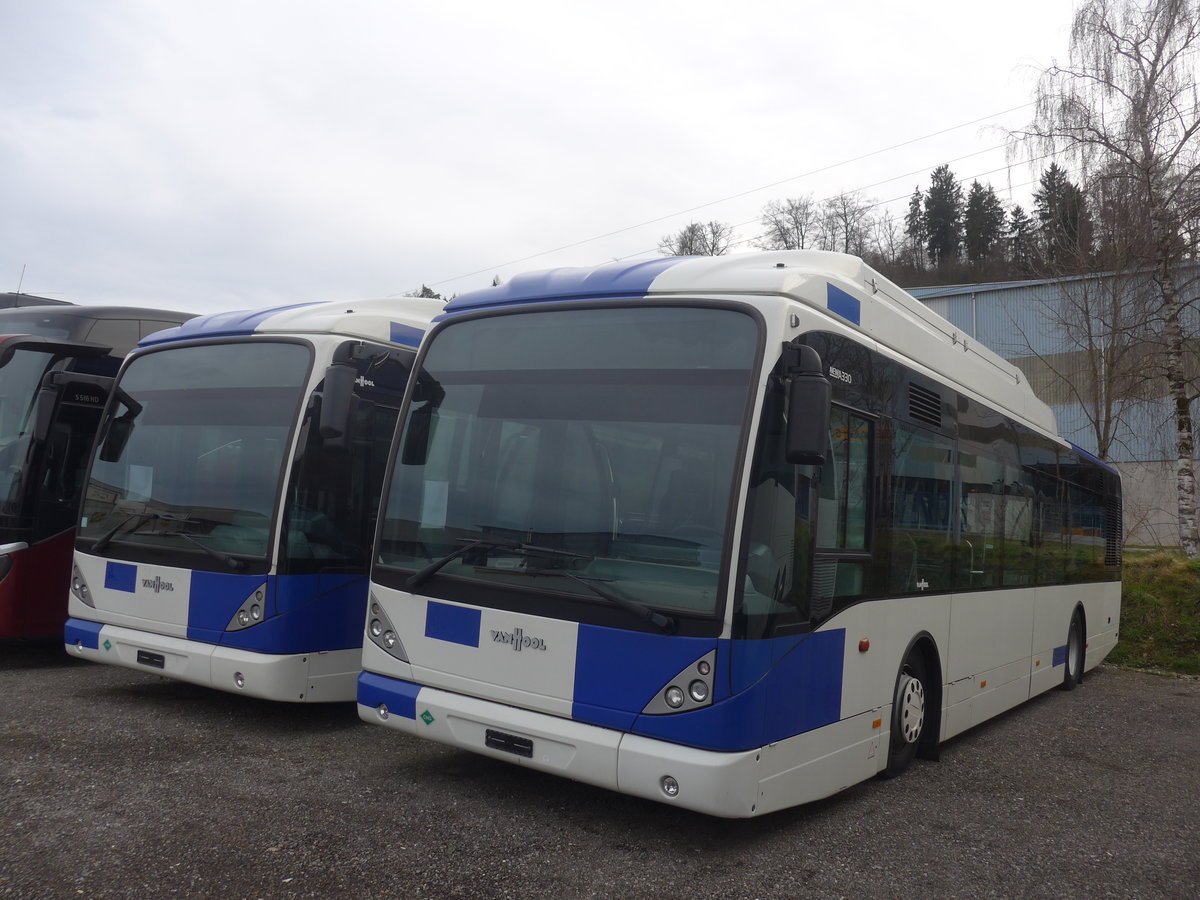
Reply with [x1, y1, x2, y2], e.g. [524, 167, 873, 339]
[402, 103, 1036, 294]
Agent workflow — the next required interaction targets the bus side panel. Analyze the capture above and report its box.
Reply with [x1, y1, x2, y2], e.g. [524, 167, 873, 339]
[941, 586, 1036, 738]
[1030, 581, 1120, 696]
[0, 529, 74, 638]
[186, 572, 367, 654]
[833, 594, 952, 729]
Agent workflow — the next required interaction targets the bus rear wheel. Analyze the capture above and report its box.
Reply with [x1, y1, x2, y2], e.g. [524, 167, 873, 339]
[1061, 609, 1084, 691]
[884, 651, 927, 778]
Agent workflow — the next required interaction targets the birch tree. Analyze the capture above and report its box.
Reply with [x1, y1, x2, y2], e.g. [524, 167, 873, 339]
[1015, 0, 1200, 556]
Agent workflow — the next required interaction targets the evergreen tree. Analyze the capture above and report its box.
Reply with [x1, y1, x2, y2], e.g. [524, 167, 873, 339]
[1007, 205, 1038, 273]
[1033, 163, 1093, 267]
[407, 284, 444, 300]
[923, 165, 964, 267]
[903, 187, 927, 268]
[963, 181, 1006, 264]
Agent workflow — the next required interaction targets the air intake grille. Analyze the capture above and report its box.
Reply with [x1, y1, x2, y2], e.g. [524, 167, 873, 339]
[1105, 497, 1123, 567]
[908, 383, 942, 428]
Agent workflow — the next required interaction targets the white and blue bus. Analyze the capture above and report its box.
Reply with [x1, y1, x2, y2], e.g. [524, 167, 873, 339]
[358, 251, 1122, 817]
[66, 298, 436, 702]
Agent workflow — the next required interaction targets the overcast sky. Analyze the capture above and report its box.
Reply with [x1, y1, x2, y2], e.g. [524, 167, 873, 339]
[2, 0, 1078, 315]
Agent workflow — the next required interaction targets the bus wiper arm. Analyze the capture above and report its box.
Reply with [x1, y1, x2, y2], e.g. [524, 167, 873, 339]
[91, 512, 159, 554]
[555, 571, 677, 635]
[406, 537, 519, 590]
[157, 530, 246, 571]
[407, 536, 591, 590]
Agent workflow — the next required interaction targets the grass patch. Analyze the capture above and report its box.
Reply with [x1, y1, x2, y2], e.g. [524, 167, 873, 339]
[1109, 551, 1200, 675]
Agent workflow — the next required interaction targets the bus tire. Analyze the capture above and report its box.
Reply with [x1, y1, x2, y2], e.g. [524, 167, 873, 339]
[884, 650, 927, 778]
[1061, 609, 1084, 691]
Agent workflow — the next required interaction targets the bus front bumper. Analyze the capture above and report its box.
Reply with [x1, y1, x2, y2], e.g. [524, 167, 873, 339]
[64, 617, 358, 702]
[357, 670, 765, 817]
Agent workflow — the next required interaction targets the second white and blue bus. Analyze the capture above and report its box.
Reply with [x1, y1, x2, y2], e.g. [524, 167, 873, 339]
[357, 250, 1122, 817]
[66, 298, 436, 701]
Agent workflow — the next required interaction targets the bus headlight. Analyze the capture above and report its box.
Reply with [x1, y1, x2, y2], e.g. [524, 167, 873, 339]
[71, 563, 95, 608]
[641, 649, 717, 715]
[366, 594, 409, 662]
[226, 584, 269, 631]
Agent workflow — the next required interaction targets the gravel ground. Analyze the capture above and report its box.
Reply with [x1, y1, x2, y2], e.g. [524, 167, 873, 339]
[1, 639, 1197, 899]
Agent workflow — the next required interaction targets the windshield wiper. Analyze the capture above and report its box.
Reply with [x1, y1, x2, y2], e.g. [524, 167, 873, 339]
[91, 512, 160, 554]
[406, 535, 589, 590]
[406, 537, 519, 590]
[154, 530, 246, 571]
[550, 571, 676, 635]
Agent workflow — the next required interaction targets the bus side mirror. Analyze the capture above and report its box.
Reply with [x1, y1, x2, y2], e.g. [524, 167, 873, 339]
[319, 363, 357, 447]
[98, 388, 143, 463]
[99, 416, 134, 462]
[785, 345, 830, 466]
[400, 405, 432, 466]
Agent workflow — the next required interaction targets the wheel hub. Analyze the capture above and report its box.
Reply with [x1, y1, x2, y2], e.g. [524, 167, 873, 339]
[897, 674, 925, 744]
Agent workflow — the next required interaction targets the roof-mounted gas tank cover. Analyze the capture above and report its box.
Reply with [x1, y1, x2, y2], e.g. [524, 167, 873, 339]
[785, 341, 830, 466]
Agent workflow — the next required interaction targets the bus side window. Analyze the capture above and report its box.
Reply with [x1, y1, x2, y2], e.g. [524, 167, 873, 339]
[813, 408, 871, 614]
[884, 423, 955, 594]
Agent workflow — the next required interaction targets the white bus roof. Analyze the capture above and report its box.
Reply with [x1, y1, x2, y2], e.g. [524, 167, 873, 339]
[139, 296, 443, 350]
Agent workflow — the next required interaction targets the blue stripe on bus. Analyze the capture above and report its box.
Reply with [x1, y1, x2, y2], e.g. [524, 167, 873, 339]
[136, 301, 327, 346]
[389, 322, 424, 347]
[64, 617, 103, 650]
[572, 625, 719, 730]
[1052, 643, 1068, 667]
[357, 671, 420, 718]
[630, 629, 845, 752]
[104, 562, 137, 593]
[442, 258, 686, 314]
[425, 601, 481, 647]
[827, 283, 861, 325]
[183, 572, 368, 653]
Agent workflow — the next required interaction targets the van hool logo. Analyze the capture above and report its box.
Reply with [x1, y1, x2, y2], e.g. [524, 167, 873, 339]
[490, 626, 547, 652]
[141, 576, 175, 594]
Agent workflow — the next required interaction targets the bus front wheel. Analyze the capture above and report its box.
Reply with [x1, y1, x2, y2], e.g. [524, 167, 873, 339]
[884, 651, 927, 778]
[1061, 609, 1084, 691]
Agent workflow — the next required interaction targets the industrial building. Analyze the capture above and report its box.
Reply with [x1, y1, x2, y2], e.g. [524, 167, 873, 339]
[911, 268, 1199, 547]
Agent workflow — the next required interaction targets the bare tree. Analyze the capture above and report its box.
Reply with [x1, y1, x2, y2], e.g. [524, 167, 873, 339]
[1013, 0, 1200, 556]
[658, 221, 733, 256]
[756, 196, 821, 250]
[1015, 268, 1156, 460]
[818, 191, 874, 255]
[865, 209, 905, 269]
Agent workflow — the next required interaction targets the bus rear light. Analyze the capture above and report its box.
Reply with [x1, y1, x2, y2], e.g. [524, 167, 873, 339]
[70, 564, 94, 608]
[226, 584, 269, 631]
[642, 650, 717, 715]
[366, 594, 409, 662]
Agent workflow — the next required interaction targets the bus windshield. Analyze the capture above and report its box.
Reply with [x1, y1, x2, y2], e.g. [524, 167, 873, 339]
[377, 305, 760, 619]
[78, 341, 312, 568]
[0, 349, 55, 518]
